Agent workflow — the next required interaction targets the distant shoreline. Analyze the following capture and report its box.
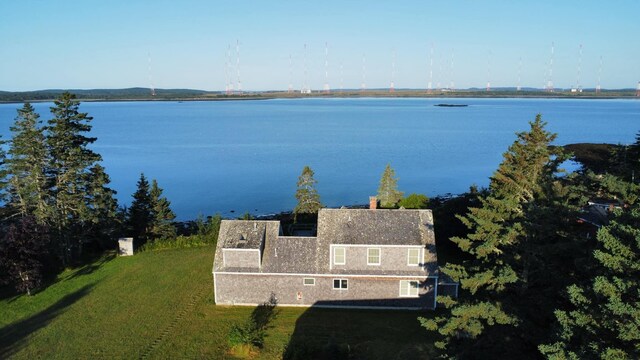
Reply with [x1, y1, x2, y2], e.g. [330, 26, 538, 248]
[1, 89, 638, 104]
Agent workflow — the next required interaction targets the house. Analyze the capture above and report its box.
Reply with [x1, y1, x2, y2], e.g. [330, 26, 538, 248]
[212, 197, 458, 310]
[577, 198, 623, 238]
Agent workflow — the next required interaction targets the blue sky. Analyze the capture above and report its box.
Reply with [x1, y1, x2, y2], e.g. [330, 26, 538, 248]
[1, 1, 638, 91]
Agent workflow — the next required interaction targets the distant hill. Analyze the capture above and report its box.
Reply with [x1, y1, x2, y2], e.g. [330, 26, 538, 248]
[0, 88, 214, 102]
[1, 87, 637, 102]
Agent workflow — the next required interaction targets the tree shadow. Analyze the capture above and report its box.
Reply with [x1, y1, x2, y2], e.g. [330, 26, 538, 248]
[63, 252, 116, 281]
[0, 283, 95, 358]
[250, 293, 279, 339]
[283, 295, 437, 360]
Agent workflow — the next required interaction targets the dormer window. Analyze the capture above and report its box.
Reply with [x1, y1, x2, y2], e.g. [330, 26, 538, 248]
[407, 248, 420, 266]
[367, 248, 381, 265]
[333, 247, 346, 265]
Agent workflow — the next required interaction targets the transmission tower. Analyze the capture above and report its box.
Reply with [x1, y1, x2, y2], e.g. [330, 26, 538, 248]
[427, 43, 433, 94]
[301, 43, 310, 94]
[340, 62, 344, 92]
[323, 42, 330, 93]
[596, 56, 602, 94]
[226, 44, 234, 95]
[449, 50, 454, 91]
[236, 40, 242, 95]
[517, 57, 522, 91]
[361, 55, 366, 92]
[390, 50, 396, 93]
[546, 42, 554, 92]
[148, 52, 156, 96]
[288, 54, 293, 93]
[577, 44, 583, 92]
[486, 51, 491, 92]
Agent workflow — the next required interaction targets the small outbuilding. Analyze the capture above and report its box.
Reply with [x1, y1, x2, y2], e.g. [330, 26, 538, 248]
[118, 237, 134, 256]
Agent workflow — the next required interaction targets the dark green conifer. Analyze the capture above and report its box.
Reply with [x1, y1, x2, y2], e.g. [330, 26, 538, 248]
[293, 166, 322, 220]
[149, 179, 176, 240]
[377, 164, 403, 208]
[6, 103, 50, 221]
[127, 173, 153, 242]
[539, 207, 640, 359]
[46, 93, 104, 263]
[420, 115, 568, 355]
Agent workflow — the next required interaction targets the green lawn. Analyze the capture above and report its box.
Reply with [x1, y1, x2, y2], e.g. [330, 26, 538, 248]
[0, 246, 437, 359]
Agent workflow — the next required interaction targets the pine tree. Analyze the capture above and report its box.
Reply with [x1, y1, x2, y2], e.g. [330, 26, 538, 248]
[6, 103, 50, 221]
[540, 207, 640, 359]
[80, 164, 119, 248]
[127, 173, 153, 242]
[293, 166, 322, 220]
[149, 179, 176, 240]
[46, 93, 103, 264]
[377, 164, 403, 208]
[420, 115, 567, 356]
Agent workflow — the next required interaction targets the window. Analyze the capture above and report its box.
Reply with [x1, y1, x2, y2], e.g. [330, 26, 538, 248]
[367, 248, 381, 265]
[399, 280, 420, 297]
[333, 247, 346, 265]
[407, 248, 420, 266]
[333, 278, 348, 290]
[303, 278, 315, 286]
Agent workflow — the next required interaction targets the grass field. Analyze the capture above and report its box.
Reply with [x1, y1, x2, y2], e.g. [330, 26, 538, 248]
[0, 246, 437, 359]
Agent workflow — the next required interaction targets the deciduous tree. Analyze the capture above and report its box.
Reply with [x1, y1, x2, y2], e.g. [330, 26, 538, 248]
[0, 216, 51, 295]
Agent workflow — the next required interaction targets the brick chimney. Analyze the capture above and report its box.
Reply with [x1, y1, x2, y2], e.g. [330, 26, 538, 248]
[369, 196, 378, 210]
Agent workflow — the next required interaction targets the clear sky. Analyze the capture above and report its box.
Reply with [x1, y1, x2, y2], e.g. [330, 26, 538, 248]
[1, 1, 638, 91]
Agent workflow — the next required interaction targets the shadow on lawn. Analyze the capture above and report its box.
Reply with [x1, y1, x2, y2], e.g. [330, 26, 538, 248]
[0, 283, 95, 358]
[62, 252, 116, 282]
[282, 297, 436, 360]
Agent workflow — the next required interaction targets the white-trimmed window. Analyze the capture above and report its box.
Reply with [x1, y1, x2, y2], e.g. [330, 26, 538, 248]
[333, 247, 346, 265]
[303, 278, 315, 286]
[399, 280, 420, 297]
[367, 248, 381, 265]
[333, 278, 348, 290]
[407, 248, 420, 266]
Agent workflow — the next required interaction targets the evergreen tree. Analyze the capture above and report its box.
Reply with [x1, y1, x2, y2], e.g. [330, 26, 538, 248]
[0, 134, 9, 209]
[46, 92, 103, 264]
[0, 216, 51, 295]
[377, 164, 403, 208]
[127, 173, 153, 242]
[293, 166, 322, 220]
[80, 164, 119, 248]
[420, 115, 568, 356]
[149, 179, 176, 240]
[540, 207, 640, 359]
[6, 103, 50, 221]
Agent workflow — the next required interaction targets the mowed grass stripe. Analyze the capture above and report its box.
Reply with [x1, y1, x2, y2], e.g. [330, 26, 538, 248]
[0, 246, 217, 359]
[1, 245, 437, 359]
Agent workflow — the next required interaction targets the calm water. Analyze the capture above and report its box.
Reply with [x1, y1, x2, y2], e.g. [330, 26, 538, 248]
[0, 97, 638, 220]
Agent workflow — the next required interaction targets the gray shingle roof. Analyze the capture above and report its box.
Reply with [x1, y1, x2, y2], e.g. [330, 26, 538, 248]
[317, 208, 435, 246]
[214, 208, 437, 275]
[262, 237, 319, 273]
[218, 220, 276, 249]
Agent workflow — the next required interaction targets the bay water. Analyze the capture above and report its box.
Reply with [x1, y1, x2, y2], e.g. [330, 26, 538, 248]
[0, 97, 638, 220]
